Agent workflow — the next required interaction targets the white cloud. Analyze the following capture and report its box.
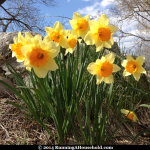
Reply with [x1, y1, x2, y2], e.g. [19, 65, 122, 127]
[77, 2, 102, 17]
[67, 0, 70, 2]
[100, 0, 112, 8]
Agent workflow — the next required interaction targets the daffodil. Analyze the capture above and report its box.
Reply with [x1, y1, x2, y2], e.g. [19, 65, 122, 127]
[121, 54, 146, 81]
[21, 37, 60, 78]
[65, 30, 82, 55]
[9, 32, 29, 62]
[44, 21, 70, 48]
[87, 53, 121, 84]
[69, 12, 90, 40]
[121, 109, 141, 125]
[84, 14, 118, 52]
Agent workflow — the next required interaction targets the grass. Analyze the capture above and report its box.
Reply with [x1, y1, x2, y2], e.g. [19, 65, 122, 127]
[0, 43, 150, 145]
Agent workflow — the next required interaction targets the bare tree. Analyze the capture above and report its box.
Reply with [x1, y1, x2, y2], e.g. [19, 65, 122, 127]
[0, 0, 59, 35]
[107, 0, 150, 65]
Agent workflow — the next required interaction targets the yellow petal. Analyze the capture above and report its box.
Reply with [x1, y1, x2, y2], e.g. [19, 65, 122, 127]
[26, 67, 31, 72]
[70, 29, 78, 38]
[24, 59, 33, 68]
[103, 74, 114, 84]
[12, 51, 16, 57]
[121, 60, 128, 67]
[34, 34, 42, 40]
[89, 20, 99, 33]
[84, 31, 94, 45]
[136, 56, 145, 66]
[33, 40, 40, 47]
[13, 37, 18, 44]
[87, 63, 99, 75]
[54, 21, 63, 31]
[25, 32, 33, 39]
[41, 57, 58, 71]
[9, 44, 12, 49]
[43, 35, 51, 42]
[105, 53, 115, 63]
[79, 30, 89, 40]
[47, 42, 60, 58]
[59, 36, 69, 48]
[65, 49, 69, 56]
[96, 43, 104, 52]
[16, 58, 24, 62]
[39, 40, 46, 50]
[96, 75, 104, 85]
[21, 45, 32, 57]
[45, 27, 53, 34]
[104, 41, 112, 49]
[106, 25, 118, 35]
[96, 59, 102, 65]
[69, 20, 78, 29]
[133, 72, 141, 81]
[33, 67, 48, 78]
[127, 54, 134, 61]
[105, 36, 114, 46]
[83, 14, 90, 21]
[98, 14, 109, 27]
[137, 66, 146, 74]
[123, 70, 131, 76]
[121, 109, 130, 115]
[73, 12, 82, 21]
[18, 32, 26, 45]
[62, 30, 71, 37]
[94, 37, 103, 51]
[113, 64, 121, 72]
[78, 39, 82, 43]
[65, 47, 74, 54]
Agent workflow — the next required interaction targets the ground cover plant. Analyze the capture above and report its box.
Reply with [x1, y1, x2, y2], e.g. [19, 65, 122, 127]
[0, 12, 150, 145]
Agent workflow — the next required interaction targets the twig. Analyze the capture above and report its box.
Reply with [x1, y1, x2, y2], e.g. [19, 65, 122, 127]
[0, 123, 10, 138]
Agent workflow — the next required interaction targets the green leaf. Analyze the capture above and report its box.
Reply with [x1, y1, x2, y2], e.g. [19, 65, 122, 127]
[139, 104, 150, 108]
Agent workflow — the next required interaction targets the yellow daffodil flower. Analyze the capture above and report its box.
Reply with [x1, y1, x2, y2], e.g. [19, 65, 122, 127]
[21, 38, 60, 78]
[121, 109, 141, 125]
[44, 21, 70, 48]
[65, 30, 82, 55]
[84, 14, 118, 52]
[69, 12, 90, 40]
[9, 32, 29, 62]
[121, 54, 146, 81]
[87, 53, 121, 84]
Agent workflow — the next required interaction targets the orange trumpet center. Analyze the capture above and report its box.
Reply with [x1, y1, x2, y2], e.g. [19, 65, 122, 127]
[99, 61, 113, 77]
[97, 27, 111, 41]
[27, 47, 49, 67]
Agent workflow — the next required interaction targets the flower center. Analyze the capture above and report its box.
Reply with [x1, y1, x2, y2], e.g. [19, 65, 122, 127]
[27, 47, 49, 67]
[125, 113, 134, 121]
[97, 27, 111, 41]
[38, 53, 43, 58]
[50, 31, 61, 43]
[67, 38, 77, 48]
[126, 60, 138, 73]
[11, 42, 25, 60]
[76, 19, 88, 31]
[99, 61, 113, 77]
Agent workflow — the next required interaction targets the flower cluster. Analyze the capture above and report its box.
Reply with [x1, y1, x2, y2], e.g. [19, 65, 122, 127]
[9, 12, 146, 83]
